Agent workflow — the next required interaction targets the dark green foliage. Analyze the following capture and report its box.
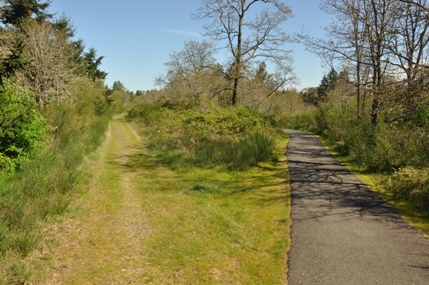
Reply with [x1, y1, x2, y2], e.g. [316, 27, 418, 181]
[51, 14, 76, 38]
[0, 80, 47, 171]
[300, 87, 319, 106]
[83, 47, 108, 81]
[0, 31, 29, 85]
[0, 0, 52, 26]
[317, 68, 338, 103]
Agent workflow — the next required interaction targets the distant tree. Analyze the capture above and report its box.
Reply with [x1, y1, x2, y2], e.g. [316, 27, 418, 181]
[317, 68, 339, 103]
[52, 14, 76, 39]
[112, 80, 132, 105]
[194, 0, 293, 105]
[254, 62, 274, 87]
[300, 87, 319, 106]
[0, 0, 52, 27]
[112, 80, 127, 92]
[135, 90, 145, 96]
[156, 40, 225, 101]
[83, 48, 107, 82]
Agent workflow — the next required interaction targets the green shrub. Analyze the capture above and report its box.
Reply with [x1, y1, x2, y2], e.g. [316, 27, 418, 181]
[387, 167, 429, 212]
[129, 101, 280, 171]
[224, 132, 275, 170]
[0, 81, 48, 171]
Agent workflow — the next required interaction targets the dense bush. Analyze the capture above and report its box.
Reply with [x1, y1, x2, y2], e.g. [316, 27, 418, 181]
[128, 100, 281, 171]
[386, 167, 429, 212]
[0, 81, 48, 171]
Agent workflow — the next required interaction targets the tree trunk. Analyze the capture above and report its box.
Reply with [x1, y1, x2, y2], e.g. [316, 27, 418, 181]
[232, 77, 238, 105]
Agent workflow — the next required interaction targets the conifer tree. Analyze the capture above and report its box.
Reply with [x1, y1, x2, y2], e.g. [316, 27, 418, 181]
[0, 0, 52, 27]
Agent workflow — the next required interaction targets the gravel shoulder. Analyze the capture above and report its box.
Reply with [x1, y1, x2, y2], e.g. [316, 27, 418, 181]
[286, 129, 429, 285]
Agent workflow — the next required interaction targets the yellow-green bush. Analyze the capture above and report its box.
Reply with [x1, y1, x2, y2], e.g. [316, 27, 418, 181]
[128, 100, 282, 171]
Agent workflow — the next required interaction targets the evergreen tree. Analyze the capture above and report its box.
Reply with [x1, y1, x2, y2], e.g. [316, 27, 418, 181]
[0, 0, 52, 27]
[83, 48, 107, 82]
[317, 68, 338, 104]
[0, 29, 28, 86]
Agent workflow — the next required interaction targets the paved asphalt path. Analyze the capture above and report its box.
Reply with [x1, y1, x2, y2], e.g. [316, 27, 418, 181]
[285, 129, 429, 285]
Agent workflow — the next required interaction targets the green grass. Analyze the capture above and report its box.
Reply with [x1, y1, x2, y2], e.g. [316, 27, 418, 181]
[25, 118, 290, 284]
[130, 138, 291, 284]
[122, 102, 290, 282]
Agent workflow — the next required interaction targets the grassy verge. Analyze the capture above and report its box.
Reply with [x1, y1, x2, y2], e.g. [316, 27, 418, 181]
[0, 91, 113, 283]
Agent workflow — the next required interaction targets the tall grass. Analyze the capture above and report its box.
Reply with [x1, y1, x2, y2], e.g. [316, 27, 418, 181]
[0, 78, 114, 284]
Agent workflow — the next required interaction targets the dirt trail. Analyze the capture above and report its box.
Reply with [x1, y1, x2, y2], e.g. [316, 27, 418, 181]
[42, 116, 152, 284]
[286, 129, 429, 285]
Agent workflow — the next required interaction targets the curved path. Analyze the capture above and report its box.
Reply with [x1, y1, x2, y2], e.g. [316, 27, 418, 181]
[286, 129, 429, 285]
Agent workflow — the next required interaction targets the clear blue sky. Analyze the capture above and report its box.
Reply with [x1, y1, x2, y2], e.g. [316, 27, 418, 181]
[48, 0, 332, 92]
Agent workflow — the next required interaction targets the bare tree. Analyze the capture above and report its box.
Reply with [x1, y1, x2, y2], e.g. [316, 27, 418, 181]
[398, 0, 429, 11]
[303, 0, 400, 125]
[321, 0, 370, 116]
[18, 20, 75, 104]
[156, 40, 226, 102]
[194, 0, 293, 105]
[390, 0, 429, 86]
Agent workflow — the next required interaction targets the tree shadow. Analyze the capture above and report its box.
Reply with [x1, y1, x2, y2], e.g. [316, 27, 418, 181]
[286, 129, 405, 225]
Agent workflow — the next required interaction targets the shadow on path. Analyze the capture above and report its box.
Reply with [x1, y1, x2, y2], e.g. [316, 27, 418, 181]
[286, 129, 429, 285]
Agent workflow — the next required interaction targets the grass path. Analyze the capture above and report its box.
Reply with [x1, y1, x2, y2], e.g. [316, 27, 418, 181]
[29, 116, 290, 284]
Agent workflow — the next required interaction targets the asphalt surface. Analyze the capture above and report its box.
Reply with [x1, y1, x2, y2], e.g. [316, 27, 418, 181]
[285, 129, 429, 285]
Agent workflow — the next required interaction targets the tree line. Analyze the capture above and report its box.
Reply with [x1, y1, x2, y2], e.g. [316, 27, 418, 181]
[301, 0, 429, 126]
[144, 0, 298, 114]
[0, 0, 111, 172]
